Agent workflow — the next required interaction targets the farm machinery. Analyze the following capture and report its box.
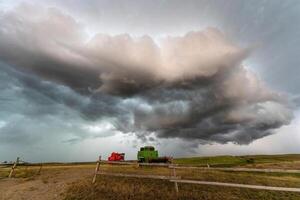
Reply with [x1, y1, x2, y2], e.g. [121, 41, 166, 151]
[107, 146, 171, 163]
[137, 146, 171, 163]
[108, 152, 125, 161]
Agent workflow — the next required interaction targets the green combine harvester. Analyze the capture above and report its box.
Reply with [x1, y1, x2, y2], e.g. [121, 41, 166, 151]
[137, 146, 171, 163]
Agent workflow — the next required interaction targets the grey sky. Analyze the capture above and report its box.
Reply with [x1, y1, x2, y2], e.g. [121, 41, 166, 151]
[6, 0, 298, 94]
[0, 0, 300, 162]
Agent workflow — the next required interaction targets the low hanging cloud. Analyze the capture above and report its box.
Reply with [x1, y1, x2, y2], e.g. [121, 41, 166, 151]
[0, 4, 293, 145]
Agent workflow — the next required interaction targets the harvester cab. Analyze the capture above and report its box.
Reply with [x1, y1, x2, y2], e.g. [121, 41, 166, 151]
[137, 146, 171, 163]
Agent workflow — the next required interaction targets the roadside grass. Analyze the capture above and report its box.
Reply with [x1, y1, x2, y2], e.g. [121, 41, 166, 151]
[64, 176, 300, 200]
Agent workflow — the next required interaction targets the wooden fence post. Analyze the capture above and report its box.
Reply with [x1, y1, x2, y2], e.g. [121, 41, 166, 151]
[92, 156, 101, 183]
[173, 168, 179, 193]
[8, 157, 19, 178]
[171, 159, 179, 193]
[36, 163, 43, 175]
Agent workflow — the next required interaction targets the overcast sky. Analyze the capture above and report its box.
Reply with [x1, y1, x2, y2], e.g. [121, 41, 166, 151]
[0, 0, 300, 162]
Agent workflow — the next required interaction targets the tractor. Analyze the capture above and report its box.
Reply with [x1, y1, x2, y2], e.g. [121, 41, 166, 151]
[137, 146, 171, 163]
[108, 152, 125, 161]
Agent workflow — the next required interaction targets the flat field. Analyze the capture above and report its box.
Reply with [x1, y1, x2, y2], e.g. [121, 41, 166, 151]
[174, 154, 300, 168]
[1, 154, 300, 200]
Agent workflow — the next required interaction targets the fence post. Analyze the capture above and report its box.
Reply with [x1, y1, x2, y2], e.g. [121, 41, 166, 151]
[8, 157, 19, 178]
[171, 159, 179, 193]
[92, 156, 101, 183]
[37, 163, 43, 175]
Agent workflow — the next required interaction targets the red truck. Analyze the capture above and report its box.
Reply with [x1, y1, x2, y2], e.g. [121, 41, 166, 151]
[108, 152, 125, 161]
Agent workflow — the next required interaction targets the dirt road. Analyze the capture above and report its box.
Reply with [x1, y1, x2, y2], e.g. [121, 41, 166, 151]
[0, 167, 93, 200]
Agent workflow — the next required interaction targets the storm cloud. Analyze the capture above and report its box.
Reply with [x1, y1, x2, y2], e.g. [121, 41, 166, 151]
[0, 3, 293, 145]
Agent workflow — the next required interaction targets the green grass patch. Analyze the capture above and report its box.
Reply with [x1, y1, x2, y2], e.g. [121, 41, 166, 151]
[174, 154, 300, 167]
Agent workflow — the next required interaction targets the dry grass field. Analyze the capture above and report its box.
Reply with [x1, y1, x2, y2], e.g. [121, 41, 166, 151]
[64, 176, 300, 200]
[1, 154, 300, 200]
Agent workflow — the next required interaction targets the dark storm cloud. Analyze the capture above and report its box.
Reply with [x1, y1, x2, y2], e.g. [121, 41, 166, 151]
[0, 63, 121, 146]
[1, 64, 121, 119]
[0, 3, 293, 145]
[129, 72, 291, 144]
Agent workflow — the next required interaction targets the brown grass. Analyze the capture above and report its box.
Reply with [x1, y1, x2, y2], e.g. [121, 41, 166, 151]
[62, 163, 300, 200]
[93, 164, 300, 188]
[0, 166, 38, 179]
[64, 176, 300, 200]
